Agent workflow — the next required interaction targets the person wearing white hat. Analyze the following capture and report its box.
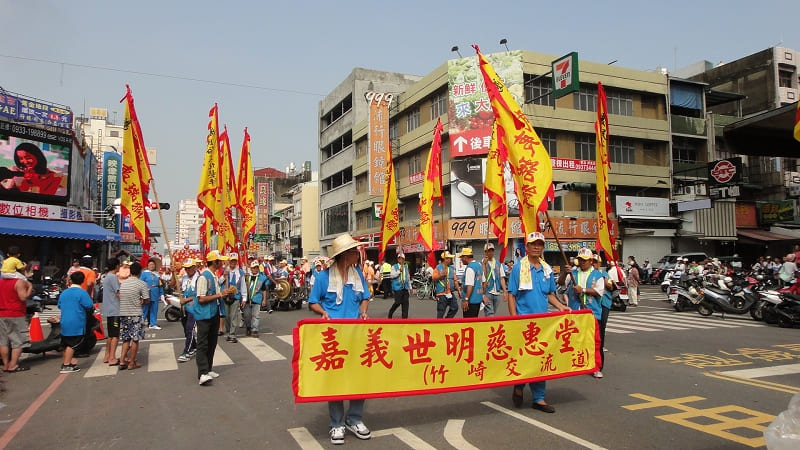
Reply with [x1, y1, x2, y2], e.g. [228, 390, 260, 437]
[388, 253, 411, 319]
[458, 247, 483, 318]
[220, 254, 247, 343]
[243, 260, 269, 337]
[194, 250, 235, 385]
[177, 259, 199, 362]
[508, 231, 570, 413]
[433, 251, 459, 318]
[481, 242, 507, 317]
[307, 233, 372, 444]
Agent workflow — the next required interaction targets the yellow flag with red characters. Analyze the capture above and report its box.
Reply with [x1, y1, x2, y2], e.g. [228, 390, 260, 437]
[237, 127, 256, 250]
[217, 126, 238, 253]
[120, 85, 153, 255]
[417, 118, 444, 267]
[474, 45, 553, 235]
[595, 82, 618, 266]
[197, 104, 224, 249]
[379, 144, 399, 263]
[485, 120, 509, 262]
[794, 100, 800, 142]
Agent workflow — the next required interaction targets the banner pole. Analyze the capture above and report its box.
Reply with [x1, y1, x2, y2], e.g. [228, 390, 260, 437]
[543, 209, 582, 308]
[149, 179, 177, 289]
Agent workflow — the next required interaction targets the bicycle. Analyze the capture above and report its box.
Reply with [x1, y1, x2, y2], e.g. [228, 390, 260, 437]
[411, 275, 435, 300]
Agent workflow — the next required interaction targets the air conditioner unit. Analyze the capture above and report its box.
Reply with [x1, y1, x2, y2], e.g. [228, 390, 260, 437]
[684, 186, 696, 195]
[696, 183, 707, 195]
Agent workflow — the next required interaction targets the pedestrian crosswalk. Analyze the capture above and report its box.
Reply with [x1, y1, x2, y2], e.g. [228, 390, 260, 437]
[606, 312, 765, 334]
[82, 335, 292, 378]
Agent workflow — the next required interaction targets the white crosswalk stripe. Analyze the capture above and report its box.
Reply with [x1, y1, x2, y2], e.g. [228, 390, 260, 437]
[604, 311, 767, 334]
[82, 335, 294, 377]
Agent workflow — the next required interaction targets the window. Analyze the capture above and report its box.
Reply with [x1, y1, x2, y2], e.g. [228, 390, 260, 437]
[321, 130, 352, 160]
[323, 203, 349, 236]
[321, 94, 353, 129]
[539, 131, 557, 157]
[408, 152, 423, 176]
[97, 129, 103, 137]
[609, 137, 635, 164]
[779, 68, 794, 88]
[109, 130, 119, 137]
[672, 137, 697, 164]
[573, 87, 597, 112]
[321, 167, 353, 193]
[580, 192, 596, 212]
[574, 134, 595, 160]
[430, 92, 447, 119]
[550, 196, 563, 211]
[524, 74, 554, 106]
[607, 90, 633, 116]
[389, 120, 398, 141]
[355, 140, 367, 158]
[406, 107, 420, 132]
[355, 174, 367, 194]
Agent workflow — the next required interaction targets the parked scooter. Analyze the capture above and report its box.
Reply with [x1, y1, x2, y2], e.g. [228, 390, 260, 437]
[611, 284, 631, 312]
[22, 302, 99, 357]
[696, 274, 759, 317]
[163, 294, 183, 322]
[672, 275, 703, 312]
[772, 293, 800, 328]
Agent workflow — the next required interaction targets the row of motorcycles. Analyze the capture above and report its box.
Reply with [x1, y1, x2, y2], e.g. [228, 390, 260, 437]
[664, 269, 800, 328]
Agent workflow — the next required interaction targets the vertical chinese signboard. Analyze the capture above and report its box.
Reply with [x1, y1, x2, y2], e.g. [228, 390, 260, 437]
[367, 92, 393, 196]
[257, 182, 270, 234]
[102, 152, 121, 231]
[447, 50, 523, 157]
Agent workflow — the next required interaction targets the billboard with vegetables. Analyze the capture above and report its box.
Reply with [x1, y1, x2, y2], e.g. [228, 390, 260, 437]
[447, 50, 524, 157]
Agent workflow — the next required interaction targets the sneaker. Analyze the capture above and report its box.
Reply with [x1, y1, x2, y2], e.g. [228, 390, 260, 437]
[345, 421, 371, 440]
[329, 426, 345, 445]
[149, 325, 162, 330]
[532, 402, 555, 413]
[208, 371, 220, 378]
[199, 374, 213, 385]
[593, 371, 604, 379]
[230, 337, 238, 343]
[225, 336, 232, 342]
[177, 353, 190, 363]
[187, 349, 197, 357]
[59, 364, 81, 374]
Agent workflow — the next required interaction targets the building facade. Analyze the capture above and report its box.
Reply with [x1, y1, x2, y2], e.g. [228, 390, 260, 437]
[174, 199, 203, 246]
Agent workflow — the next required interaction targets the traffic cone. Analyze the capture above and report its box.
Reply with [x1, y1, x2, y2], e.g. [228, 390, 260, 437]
[28, 312, 44, 342]
[93, 303, 106, 340]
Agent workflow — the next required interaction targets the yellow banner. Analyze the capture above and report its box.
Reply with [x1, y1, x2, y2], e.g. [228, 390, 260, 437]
[292, 310, 599, 402]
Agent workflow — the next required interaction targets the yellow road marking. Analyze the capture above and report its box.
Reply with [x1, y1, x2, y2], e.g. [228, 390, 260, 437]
[705, 370, 800, 394]
[622, 393, 773, 448]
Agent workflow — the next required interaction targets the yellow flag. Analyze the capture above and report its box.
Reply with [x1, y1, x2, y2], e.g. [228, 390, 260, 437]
[379, 144, 399, 263]
[595, 82, 617, 263]
[418, 118, 444, 267]
[485, 120, 508, 261]
[237, 127, 256, 248]
[216, 126, 238, 253]
[794, 100, 800, 142]
[197, 104, 222, 240]
[474, 45, 553, 235]
[120, 85, 153, 254]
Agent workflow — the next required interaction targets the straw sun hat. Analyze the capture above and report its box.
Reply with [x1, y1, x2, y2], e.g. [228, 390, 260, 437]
[329, 233, 365, 258]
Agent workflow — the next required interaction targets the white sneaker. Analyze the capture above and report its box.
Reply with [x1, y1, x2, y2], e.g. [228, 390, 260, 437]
[345, 421, 371, 440]
[592, 371, 604, 379]
[149, 325, 162, 330]
[199, 374, 213, 385]
[329, 426, 345, 445]
[208, 371, 220, 378]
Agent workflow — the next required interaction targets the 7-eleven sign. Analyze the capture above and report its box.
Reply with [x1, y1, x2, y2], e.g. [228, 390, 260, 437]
[551, 52, 580, 99]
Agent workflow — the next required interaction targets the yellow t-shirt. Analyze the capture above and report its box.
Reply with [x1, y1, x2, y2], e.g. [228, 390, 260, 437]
[1, 256, 25, 274]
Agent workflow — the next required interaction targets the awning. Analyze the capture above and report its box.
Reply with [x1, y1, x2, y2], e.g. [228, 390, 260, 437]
[0, 216, 121, 241]
[736, 228, 797, 242]
[723, 103, 800, 157]
[618, 215, 681, 223]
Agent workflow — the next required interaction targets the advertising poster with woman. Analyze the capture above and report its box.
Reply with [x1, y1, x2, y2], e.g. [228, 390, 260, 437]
[0, 121, 71, 201]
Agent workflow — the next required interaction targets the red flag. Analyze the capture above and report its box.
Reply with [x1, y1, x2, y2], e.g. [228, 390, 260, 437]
[237, 128, 256, 247]
[217, 126, 238, 253]
[418, 118, 444, 268]
[594, 82, 623, 278]
[120, 85, 154, 254]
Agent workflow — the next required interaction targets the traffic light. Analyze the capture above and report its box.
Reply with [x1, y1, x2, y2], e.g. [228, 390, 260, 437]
[149, 202, 171, 210]
[561, 183, 593, 191]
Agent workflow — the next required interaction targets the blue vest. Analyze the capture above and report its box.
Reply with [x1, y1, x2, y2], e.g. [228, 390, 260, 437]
[568, 267, 604, 319]
[484, 259, 503, 293]
[460, 260, 484, 304]
[247, 272, 268, 304]
[391, 263, 410, 291]
[180, 274, 197, 316]
[193, 269, 223, 320]
[434, 263, 455, 294]
[228, 268, 244, 300]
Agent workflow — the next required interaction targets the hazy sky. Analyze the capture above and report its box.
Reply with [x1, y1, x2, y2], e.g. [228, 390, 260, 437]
[1, 0, 797, 238]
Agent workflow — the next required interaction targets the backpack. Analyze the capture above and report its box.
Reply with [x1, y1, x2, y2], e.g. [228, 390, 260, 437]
[636, 265, 644, 280]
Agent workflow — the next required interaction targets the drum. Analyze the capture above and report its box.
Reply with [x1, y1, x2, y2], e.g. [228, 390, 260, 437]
[274, 279, 291, 300]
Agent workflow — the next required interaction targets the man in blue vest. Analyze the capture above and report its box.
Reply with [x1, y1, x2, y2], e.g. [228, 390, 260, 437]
[458, 247, 483, 318]
[559, 247, 605, 316]
[482, 243, 507, 316]
[433, 251, 459, 318]
[388, 254, 411, 318]
[194, 251, 235, 386]
[508, 232, 571, 413]
[177, 259, 198, 363]
[221, 254, 247, 343]
[244, 260, 269, 337]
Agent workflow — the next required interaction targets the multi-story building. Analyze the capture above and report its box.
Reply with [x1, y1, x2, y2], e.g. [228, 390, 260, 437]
[317, 69, 422, 253]
[286, 180, 320, 258]
[340, 50, 672, 267]
[174, 199, 204, 246]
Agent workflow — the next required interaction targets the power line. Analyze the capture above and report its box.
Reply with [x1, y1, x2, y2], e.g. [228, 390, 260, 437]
[0, 53, 326, 98]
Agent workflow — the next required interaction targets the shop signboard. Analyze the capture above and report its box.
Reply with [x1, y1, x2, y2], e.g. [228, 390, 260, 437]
[758, 200, 795, 223]
[0, 120, 71, 203]
[0, 93, 73, 129]
[447, 217, 617, 241]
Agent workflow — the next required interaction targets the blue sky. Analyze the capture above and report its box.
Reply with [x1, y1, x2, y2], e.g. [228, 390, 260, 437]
[1, 0, 797, 236]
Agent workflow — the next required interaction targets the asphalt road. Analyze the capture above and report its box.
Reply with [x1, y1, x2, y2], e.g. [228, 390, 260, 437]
[1, 285, 798, 449]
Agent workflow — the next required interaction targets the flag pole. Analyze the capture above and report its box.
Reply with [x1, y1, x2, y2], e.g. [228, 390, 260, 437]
[149, 179, 177, 288]
[543, 209, 582, 308]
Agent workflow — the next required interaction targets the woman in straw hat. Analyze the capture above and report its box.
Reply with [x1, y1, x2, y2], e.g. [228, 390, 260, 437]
[308, 233, 372, 444]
